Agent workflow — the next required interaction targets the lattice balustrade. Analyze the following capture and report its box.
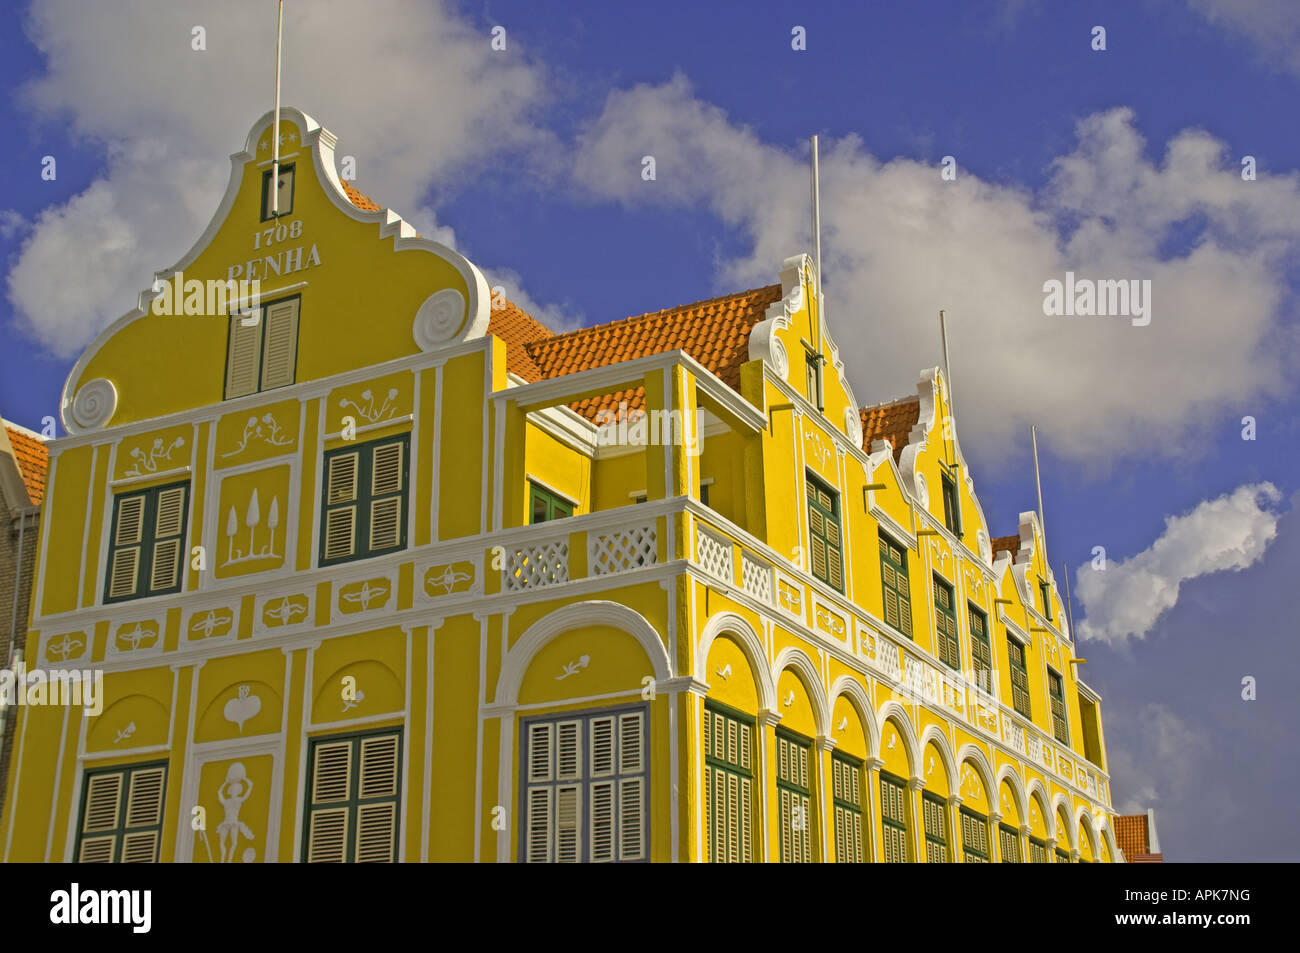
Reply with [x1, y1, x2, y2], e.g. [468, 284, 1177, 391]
[695, 530, 734, 583]
[504, 539, 570, 591]
[589, 524, 658, 576]
[740, 552, 773, 604]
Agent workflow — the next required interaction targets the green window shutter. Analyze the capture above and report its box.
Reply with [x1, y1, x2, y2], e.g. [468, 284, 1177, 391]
[529, 480, 575, 523]
[321, 436, 409, 566]
[831, 753, 864, 863]
[106, 482, 189, 603]
[1039, 578, 1053, 621]
[1008, 636, 1032, 718]
[776, 730, 813, 863]
[1056, 847, 1070, 863]
[259, 297, 300, 391]
[922, 791, 949, 863]
[75, 762, 167, 863]
[942, 471, 961, 536]
[960, 807, 990, 862]
[933, 575, 960, 669]
[806, 476, 844, 591]
[303, 729, 402, 863]
[999, 823, 1022, 863]
[878, 532, 912, 637]
[225, 313, 262, 399]
[1029, 836, 1048, 863]
[880, 771, 909, 863]
[522, 706, 648, 863]
[704, 703, 754, 864]
[969, 607, 992, 692]
[1048, 669, 1069, 744]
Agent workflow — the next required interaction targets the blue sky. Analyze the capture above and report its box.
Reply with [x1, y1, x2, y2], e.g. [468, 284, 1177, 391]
[2, 0, 1298, 860]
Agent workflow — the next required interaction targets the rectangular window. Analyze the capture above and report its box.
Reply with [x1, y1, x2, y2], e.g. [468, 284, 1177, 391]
[880, 771, 909, 863]
[75, 761, 167, 862]
[261, 162, 295, 220]
[922, 791, 949, 863]
[1055, 847, 1070, 863]
[831, 753, 865, 864]
[1079, 694, 1103, 766]
[1048, 668, 1069, 744]
[805, 349, 823, 411]
[999, 823, 1022, 863]
[941, 470, 961, 537]
[878, 532, 913, 637]
[806, 474, 844, 591]
[320, 434, 410, 566]
[105, 481, 189, 604]
[776, 729, 813, 863]
[704, 703, 754, 863]
[932, 575, 960, 670]
[1008, 636, 1032, 719]
[521, 706, 648, 863]
[225, 295, 300, 399]
[303, 728, 402, 862]
[969, 605, 992, 693]
[960, 807, 990, 863]
[699, 482, 710, 508]
[1039, 577, 1053, 621]
[1029, 836, 1048, 863]
[529, 480, 574, 523]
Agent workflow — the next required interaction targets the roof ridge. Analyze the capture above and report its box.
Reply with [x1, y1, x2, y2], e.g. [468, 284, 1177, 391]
[859, 394, 920, 414]
[2, 420, 48, 442]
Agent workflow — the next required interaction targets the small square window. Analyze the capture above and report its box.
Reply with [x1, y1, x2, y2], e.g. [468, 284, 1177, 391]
[261, 163, 295, 220]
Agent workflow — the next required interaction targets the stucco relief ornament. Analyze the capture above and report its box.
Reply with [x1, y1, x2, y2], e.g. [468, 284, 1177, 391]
[914, 472, 929, 508]
[771, 338, 789, 377]
[555, 655, 590, 680]
[412, 288, 467, 350]
[844, 407, 862, 446]
[223, 685, 261, 733]
[70, 378, 117, 430]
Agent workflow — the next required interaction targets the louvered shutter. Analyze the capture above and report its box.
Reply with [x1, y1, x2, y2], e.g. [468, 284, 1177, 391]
[371, 442, 404, 496]
[108, 495, 146, 599]
[354, 804, 397, 863]
[78, 772, 123, 861]
[359, 735, 399, 798]
[590, 717, 615, 777]
[259, 298, 299, 390]
[590, 781, 615, 862]
[323, 453, 359, 561]
[555, 786, 581, 862]
[369, 498, 401, 551]
[556, 721, 581, 780]
[327, 453, 359, 504]
[148, 486, 187, 593]
[225, 313, 262, 398]
[526, 788, 553, 863]
[528, 723, 553, 782]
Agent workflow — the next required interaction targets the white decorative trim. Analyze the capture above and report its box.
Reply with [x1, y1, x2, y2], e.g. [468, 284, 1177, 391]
[69, 378, 117, 431]
[412, 288, 469, 350]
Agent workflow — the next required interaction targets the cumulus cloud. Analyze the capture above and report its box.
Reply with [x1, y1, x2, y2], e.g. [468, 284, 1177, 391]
[8, 0, 553, 357]
[573, 75, 1300, 465]
[1075, 483, 1283, 643]
[1187, 0, 1300, 76]
[1107, 702, 1207, 816]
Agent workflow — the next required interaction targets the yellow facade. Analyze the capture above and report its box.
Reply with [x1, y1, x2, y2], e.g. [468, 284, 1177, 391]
[1, 108, 1118, 862]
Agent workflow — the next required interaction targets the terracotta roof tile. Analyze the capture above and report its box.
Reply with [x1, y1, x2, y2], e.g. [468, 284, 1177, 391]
[1114, 814, 1151, 858]
[860, 396, 920, 462]
[341, 181, 381, 211]
[4, 424, 48, 506]
[487, 300, 553, 381]
[991, 534, 1021, 562]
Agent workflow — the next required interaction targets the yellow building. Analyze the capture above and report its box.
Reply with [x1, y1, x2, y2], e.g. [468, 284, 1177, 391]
[0, 108, 1119, 863]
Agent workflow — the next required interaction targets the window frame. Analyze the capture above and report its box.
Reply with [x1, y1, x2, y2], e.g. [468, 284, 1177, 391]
[831, 751, 866, 864]
[879, 770, 910, 863]
[941, 467, 962, 537]
[528, 479, 575, 523]
[1048, 667, 1069, 744]
[302, 726, 403, 863]
[74, 760, 168, 863]
[319, 433, 411, 567]
[804, 348, 824, 411]
[1029, 835, 1049, 863]
[1007, 634, 1032, 719]
[922, 790, 950, 863]
[260, 161, 296, 221]
[704, 700, 755, 863]
[805, 472, 844, 592]
[960, 806, 991, 863]
[999, 822, 1022, 863]
[104, 480, 190, 605]
[224, 293, 301, 400]
[878, 531, 913, 638]
[968, 603, 992, 693]
[1039, 577, 1053, 621]
[932, 573, 960, 670]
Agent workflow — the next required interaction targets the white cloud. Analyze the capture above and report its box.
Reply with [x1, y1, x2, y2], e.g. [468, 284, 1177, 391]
[1187, 0, 1300, 76]
[1075, 482, 1283, 643]
[1108, 702, 1206, 815]
[7, 0, 553, 357]
[574, 76, 1300, 465]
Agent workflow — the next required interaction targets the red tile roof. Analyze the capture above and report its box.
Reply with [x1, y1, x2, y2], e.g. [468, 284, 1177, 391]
[1114, 813, 1162, 862]
[487, 300, 553, 382]
[341, 181, 381, 211]
[991, 534, 1021, 561]
[4, 424, 48, 506]
[860, 397, 920, 461]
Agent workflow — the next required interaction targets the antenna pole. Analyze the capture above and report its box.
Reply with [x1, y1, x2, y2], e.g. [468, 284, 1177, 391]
[271, 0, 284, 217]
[810, 134, 826, 409]
[1063, 561, 1076, 642]
[940, 309, 955, 464]
[1032, 424, 1046, 551]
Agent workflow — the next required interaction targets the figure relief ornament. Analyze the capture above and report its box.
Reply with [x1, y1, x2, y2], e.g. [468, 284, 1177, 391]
[70, 378, 117, 430]
[196, 762, 258, 864]
[123, 435, 186, 477]
[412, 288, 468, 350]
